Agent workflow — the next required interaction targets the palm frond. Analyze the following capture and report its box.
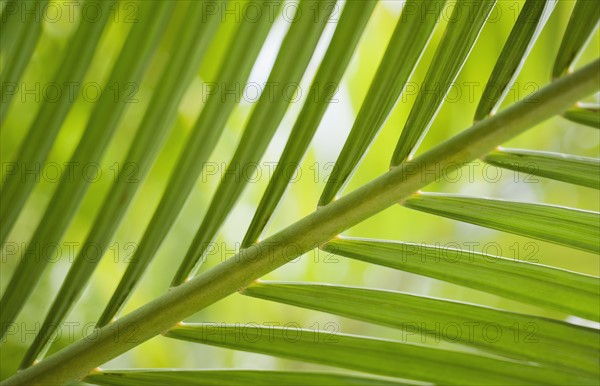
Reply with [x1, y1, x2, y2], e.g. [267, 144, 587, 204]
[17, 1, 175, 367]
[0, 0, 48, 124]
[1, 1, 598, 385]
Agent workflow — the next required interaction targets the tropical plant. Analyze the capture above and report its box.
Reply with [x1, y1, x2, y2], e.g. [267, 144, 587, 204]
[0, 0, 599, 385]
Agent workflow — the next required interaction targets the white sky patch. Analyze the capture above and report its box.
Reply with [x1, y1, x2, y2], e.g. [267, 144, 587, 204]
[381, 0, 406, 16]
[245, 1, 350, 175]
[565, 316, 600, 330]
[498, 180, 539, 202]
[260, 3, 341, 164]
[221, 202, 259, 242]
[236, 351, 278, 369]
[304, 1, 345, 83]
[312, 83, 355, 164]
[243, 12, 291, 104]
[457, 178, 496, 197]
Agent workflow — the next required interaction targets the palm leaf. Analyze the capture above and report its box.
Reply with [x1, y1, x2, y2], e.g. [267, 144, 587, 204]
[0, 0, 48, 125]
[1, 2, 599, 385]
[474, 0, 557, 121]
[13, 0, 223, 365]
[0, 0, 117, 337]
[4, 55, 598, 386]
[84, 370, 406, 386]
[0, 1, 23, 58]
[563, 103, 600, 128]
[552, 0, 600, 78]
[483, 148, 600, 189]
[403, 193, 600, 254]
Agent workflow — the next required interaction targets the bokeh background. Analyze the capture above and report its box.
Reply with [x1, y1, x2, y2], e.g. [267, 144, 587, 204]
[1, 0, 598, 380]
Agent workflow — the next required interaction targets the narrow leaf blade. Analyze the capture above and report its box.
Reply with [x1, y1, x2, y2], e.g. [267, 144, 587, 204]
[4, 1, 221, 356]
[84, 370, 406, 386]
[404, 193, 600, 253]
[322, 238, 600, 321]
[563, 103, 600, 129]
[552, 0, 600, 79]
[474, 0, 557, 121]
[87, 2, 224, 328]
[0, 1, 117, 338]
[483, 148, 600, 189]
[0, 0, 48, 125]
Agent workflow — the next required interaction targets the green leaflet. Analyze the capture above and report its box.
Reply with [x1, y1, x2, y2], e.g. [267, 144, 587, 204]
[96, 0, 282, 326]
[390, 0, 497, 166]
[403, 192, 600, 254]
[0, 0, 48, 125]
[322, 238, 599, 321]
[552, 0, 600, 79]
[563, 103, 600, 129]
[14, 2, 176, 367]
[317, 0, 446, 206]
[474, 0, 557, 121]
[165, 324, 595, 385]
[243, 282, 599, 375]
[84, 370, 406, 386]
[0, 0, 115, 245]
[483, 148, 600, 189]
[171, 0, 336, 285]
[242, 0, 378, 247]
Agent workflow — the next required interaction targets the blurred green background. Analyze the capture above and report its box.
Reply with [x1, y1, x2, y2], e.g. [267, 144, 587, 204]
[1, 0, 598, 380]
